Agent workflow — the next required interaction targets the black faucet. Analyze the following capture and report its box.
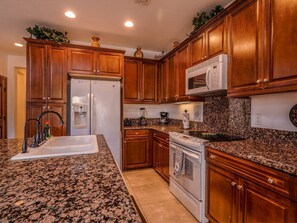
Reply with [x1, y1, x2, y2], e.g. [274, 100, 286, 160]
[37, 110, 64, 143]
[22, 119, 40, 153]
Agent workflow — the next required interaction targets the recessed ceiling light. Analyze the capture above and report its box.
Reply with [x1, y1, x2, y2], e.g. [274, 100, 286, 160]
[65, 11, 76, 18]
[14, 43, 23, 47]
[124, 21, 134, 28]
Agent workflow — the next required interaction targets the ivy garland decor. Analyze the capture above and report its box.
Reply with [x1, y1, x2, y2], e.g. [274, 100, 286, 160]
[26, 25, 70, 44]
[192, 5, 224, 33]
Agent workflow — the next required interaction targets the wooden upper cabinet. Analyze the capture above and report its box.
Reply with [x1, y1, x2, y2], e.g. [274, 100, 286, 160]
[176, 45, 189, 99]
[141, 61, 157, 102]
[206, 20, 226, 58]
[124, 59, 139, 102]
[227, 0, 263, 95]
[264, 0, 297, 91]
[191, 34, 205, 65]
[97, 52, 123, 76]
[123, 57, 158, 104]
[27, 44, 47, 102]
[47, 47, 67, 103]
[167, 55, 178, 102]
[160, 60, 169, 103]
[27, 44, 67, 103]
[68, 48, 96, 75]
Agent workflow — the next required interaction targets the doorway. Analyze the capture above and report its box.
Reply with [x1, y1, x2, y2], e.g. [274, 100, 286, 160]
[0, 75, 7, 139]
[14, 67, 26, 139]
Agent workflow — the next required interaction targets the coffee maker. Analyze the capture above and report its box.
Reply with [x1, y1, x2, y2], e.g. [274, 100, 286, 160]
[160, 112, 169, 125]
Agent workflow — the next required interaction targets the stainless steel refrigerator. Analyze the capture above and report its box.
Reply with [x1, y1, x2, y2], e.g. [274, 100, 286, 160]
[70, 78, 121, 167]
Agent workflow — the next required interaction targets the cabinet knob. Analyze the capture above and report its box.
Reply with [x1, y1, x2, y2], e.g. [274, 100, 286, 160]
[93, 69, 96, 73]
[204, 56, 207, 58]
[47, 97, 50, 100]
[256, 79, 262, 84]
[231, 182, 236, 187]
[263, 78, 268, 83]
[43, 106, 46, 109]
[43, 97, 46, 100]
[135, 132, 139, 135]
[267, 178, 274, 184]
[237, 185, 243, 190]
[97, 70, 100, 73]
[209, 154, 216, 159]
[159, 144, 162, 147]
[47, 106, 50, 109]
[124, 141, 127, 143]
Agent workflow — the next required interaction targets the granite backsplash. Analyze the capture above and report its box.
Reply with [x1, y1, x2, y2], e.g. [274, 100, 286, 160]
[125, 97, 297, 147]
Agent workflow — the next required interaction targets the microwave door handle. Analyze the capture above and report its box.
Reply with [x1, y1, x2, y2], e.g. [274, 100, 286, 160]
[206, 67, 211, 90]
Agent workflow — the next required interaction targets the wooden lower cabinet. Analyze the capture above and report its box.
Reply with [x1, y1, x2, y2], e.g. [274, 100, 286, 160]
[123, 130, 152, 170]
[206, 148, 297, 223]
[152, 131, 170, 182]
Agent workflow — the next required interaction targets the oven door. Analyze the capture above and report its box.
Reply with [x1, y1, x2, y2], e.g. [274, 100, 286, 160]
[169, 142, 202, 201]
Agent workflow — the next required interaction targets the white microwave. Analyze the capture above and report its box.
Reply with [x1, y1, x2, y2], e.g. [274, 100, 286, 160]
[186, 54, 228, 95]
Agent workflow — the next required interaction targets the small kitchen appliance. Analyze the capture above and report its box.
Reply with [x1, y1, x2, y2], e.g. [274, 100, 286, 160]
[160, 112, 169, 125]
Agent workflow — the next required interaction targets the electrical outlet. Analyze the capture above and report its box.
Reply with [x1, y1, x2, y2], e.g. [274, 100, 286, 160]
[255, 114, 263, 126]
[194, 104, 203, 122]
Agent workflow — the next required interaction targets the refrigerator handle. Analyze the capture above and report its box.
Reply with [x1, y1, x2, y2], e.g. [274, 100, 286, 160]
[91, 94, 96, 134]
[87, 93, 91, 135]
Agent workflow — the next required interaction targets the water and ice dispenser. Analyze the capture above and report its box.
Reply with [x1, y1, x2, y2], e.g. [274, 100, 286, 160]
[71, 96, 89, 129]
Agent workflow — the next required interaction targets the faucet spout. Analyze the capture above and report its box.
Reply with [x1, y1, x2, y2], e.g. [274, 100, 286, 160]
[37, 111, 64, 125]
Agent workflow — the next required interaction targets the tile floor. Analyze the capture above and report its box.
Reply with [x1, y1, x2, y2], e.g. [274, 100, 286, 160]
[122, 168, 198, 223]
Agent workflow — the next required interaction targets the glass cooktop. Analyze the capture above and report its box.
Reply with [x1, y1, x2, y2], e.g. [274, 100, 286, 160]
[179, 130, 245, 142]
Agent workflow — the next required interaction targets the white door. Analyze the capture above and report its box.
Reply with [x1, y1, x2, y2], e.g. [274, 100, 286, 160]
[91, 80, 121, 167]
[70, 79, 91, 136]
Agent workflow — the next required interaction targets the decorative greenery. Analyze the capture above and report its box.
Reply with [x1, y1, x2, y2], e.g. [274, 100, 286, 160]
[26, 25, 70, 44]
[192, 5, 224, 33]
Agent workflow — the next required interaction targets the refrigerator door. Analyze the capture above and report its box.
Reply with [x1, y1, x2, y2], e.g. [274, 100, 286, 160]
[90, 80, 121, 167]
[70, 79, 91, 136]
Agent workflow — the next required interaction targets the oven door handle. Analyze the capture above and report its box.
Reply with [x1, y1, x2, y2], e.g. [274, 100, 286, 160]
[182, 150, 201, 163]
[206, 67, 211, 90]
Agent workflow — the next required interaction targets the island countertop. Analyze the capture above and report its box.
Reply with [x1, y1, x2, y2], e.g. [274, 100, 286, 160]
[0, 135, 142, 222]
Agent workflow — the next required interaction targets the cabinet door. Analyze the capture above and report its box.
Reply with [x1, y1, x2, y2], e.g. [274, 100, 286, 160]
[27, 44, 47, 102]
[176, 45, 189, 100]
[206, 20, 226, 58]
[68, 48, 96, 75]
[167, 55, 178, 102]
[47, 103, 67, 137]
[264, 0, 297, 91]
[140, 61, 157, 103]
[228, 0, 264, 96]
[153, 140, 162, 174]
[161, 142, 169, 182]
[124, 59, 140, 103]
[97, 52, 123, 77]
[47, 46, 67, 103]
[239, 179, 297, 223]
[123, 137, 151, 170]
[161, 61, 169, 103]
[206, 163, 237, 223]
[191, 34, 205, 65]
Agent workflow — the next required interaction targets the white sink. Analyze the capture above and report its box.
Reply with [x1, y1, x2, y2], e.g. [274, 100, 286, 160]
[11, 135, 98, 161]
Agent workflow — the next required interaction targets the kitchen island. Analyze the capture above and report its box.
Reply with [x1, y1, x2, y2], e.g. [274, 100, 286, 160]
[0, 135, 142, 222]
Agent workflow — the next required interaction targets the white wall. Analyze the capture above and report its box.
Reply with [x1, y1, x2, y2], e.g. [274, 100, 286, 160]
[7, 55, 26, 138]
[251, 92, 297, 132]
[124, 102, 204, 121]
[0, 51, 8, 77]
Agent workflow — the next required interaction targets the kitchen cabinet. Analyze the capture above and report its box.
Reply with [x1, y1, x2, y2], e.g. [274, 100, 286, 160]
[0, 75, 7, 139]
[26, 103, 67, 137]
[68, 48, 124, 77]
[228, 0, 297, 97]
[152, 131, 169, 182]
[123, 130, 152, 170]
[163, 55, 178, 103]
[190, 19, 226, 66]
[124, 57, 158, 104]
[206, 148, 297, 223]
[27, 44, 67, 103]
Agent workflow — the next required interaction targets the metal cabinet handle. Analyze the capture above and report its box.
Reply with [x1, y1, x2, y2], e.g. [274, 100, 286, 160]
[268, 178, 274, 184]
[231, 182, 236, 187]
[237, 185, 243, 190]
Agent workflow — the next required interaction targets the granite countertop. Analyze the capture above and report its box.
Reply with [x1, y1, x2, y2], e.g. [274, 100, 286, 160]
[0, 135, 142, 223]
[124, 125, 185, 134]
[206, 139, 297, 176]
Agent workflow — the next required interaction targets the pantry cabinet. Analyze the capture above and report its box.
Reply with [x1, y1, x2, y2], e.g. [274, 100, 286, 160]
[124, 57, 158, 104]
[68, 48, 124, 77]
[152, 131, 170, 182]
[206, 148, 297, 223]
[123, 130, 152, 170]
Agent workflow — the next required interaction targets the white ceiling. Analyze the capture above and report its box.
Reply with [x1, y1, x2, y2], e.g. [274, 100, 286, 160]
[0, 0, 233, 56]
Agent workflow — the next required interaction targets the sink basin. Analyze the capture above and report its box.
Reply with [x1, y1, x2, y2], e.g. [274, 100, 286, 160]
[11, 135, 98, 161]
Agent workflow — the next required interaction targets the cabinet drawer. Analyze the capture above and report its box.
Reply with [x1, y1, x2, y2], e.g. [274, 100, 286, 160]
[125, 130, 149, 137]
[206, 149, 291, 198]
[153, 131, 169, 143]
